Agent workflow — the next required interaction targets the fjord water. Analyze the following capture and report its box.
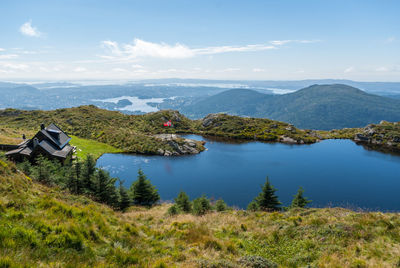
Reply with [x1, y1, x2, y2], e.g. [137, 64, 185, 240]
[97, 135, 400, 211]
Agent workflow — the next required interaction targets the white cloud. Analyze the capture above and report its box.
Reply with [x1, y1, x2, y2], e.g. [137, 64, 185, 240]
[100, 38, 282, 60]
[344, 66, 355, 73]
[112, 68, 128, 72]
[0, 48, 4, 52]
[73, 67, 87, 72]
[376, 66, 389, 72]
[131, 64, 144, 69]
[218, 68, 241, 72]
[0, 63, 29, 71]
[0, 54, 18, 59]
[253, 68, 266, 72]
[270, 39, 320, 46]
[194, 44, 276, 55]
[19, 21, 41, 37]
[270, 40, 292, 46]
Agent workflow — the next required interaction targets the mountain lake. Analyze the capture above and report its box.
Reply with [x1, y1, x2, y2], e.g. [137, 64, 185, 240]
[97, 135, 400, 211]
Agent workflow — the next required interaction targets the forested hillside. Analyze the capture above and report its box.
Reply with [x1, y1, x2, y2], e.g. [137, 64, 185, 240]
[181, 84, 400, 130]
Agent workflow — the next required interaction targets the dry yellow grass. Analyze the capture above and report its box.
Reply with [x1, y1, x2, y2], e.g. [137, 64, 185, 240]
[0, 127, 35, 145]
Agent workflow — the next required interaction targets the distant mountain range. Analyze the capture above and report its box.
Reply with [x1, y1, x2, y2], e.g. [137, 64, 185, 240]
[180, 84, 400, 130]
[1, 80, 400, 130]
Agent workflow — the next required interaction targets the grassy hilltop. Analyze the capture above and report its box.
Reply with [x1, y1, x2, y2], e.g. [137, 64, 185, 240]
[1, 158, 400, 267]
[0, 105, 320, 155]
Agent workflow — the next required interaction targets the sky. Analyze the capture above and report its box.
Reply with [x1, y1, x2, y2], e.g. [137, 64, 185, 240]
[0, 0, 399, 81]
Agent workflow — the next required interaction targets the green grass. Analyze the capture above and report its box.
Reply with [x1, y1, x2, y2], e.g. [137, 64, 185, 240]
[69, 135, 122, 159]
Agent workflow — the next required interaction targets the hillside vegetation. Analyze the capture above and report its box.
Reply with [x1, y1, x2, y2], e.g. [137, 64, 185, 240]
[1, 157, 400, 267]
[181, 84, 400, 130]
[0, 106, 204, 156]
[0, 106, 321, 155]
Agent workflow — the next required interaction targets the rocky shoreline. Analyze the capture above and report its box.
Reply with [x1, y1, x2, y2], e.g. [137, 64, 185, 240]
[153, 134, 206, 156]
[353, 121, 400, 152]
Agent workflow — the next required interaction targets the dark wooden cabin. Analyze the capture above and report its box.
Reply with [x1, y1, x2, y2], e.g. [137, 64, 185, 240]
[6, 123, 73, 163]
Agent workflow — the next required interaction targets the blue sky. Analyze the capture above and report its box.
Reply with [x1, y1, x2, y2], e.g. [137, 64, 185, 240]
[0, 0, 399, 81]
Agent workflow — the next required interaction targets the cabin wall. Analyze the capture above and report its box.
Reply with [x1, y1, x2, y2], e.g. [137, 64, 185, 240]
[0, 144, 19, 151]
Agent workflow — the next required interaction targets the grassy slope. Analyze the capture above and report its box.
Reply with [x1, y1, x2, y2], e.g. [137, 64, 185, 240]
[1, 158, 400, 267]
[69, 135, 122, 159]
[0, 106, 202, 155]
[0, 127, 35, 145]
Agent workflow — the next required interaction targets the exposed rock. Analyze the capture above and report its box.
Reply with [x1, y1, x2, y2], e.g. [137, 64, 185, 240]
[202, 114, 223, 127]
[153, 134, 205, 156]
[280, 136, 299, 144]
[353, 122, 400, 152]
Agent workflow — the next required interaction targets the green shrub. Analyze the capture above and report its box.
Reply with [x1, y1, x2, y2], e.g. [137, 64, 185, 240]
[192, 195, 211, 216]
[204, 239, 222, 251]
[174, 191, 192, 213]
[247, 201, 259, 211]
[239, 255, 278, 268]
[215, 199, 227, 212]
[167, 204, 179, 216]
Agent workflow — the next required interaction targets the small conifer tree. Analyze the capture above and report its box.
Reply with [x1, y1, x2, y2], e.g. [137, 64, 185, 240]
[82, 155, 96, 193]
[130, 169, 160, 206]
[74, 160, 82, 194]
[290, 187, 311, 208]
[67, 168, 78, 194]
[174, 191, 192, 212]
[254, 177, 281, 211]
[118, 180, 131, 211]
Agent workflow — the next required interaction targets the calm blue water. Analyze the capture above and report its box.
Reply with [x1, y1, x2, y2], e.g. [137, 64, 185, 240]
[96, 135, 400, 211]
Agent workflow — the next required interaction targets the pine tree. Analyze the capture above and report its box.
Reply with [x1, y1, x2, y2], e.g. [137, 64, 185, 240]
[130, 169, 160, 206]
[174, 191, 192, 212]
[35, 156, 52, 184]
[74, 160, 82, 194]
[255, 177, 281, 211]
[290, 187, 312, 208]
[93, 169, 120, 207]
[67, 168, 78, 194]
[95, 169, 110, 203]
[107, 181, 119, 208]
[119, 180, 131, 211]
[82, 155, 96, 193]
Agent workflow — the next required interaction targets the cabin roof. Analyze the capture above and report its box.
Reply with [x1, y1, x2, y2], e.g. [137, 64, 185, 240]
[38, 123, 71, 149]
[5, 123, 73, 160]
